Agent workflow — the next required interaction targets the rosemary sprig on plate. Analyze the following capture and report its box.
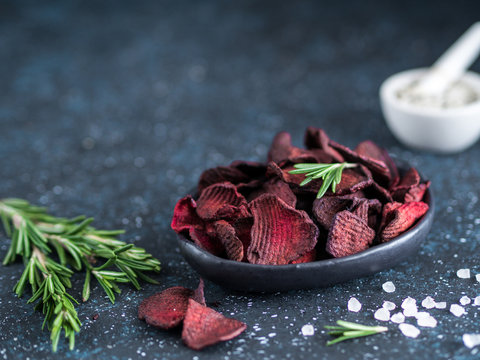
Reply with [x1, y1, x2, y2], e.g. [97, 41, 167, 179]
[325, 320, 388, 345]
[0, 198, 161, 352]
[289, 162, 357, 199]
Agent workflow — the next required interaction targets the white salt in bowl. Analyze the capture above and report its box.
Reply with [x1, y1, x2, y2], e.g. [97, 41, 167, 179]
[380, 68, 480, 153]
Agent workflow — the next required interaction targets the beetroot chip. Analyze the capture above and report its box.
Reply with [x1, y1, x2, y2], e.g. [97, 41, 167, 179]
[266, 161, 323, 195]
[189, 227, 224, 256]
[395, 168, 421, 189]
[192, 279, 206, 306]
[247, 194, 318, 265]
[267, 131, 313, 164]
[381, 201, 429, 242]
[304, 127, 344, 162]
[355, 140, 399, 186]
[198, 166, 250, 193]
[230, 160, 267, 179]
[290, 249, 317, 264]
[196, 182, 250, 221]
[248, 178, 297, 207]
[334, 167, 374, 195]
[182, 299, 247, 350]
[312, 196, 355, 230]
[326, 210, 375, 258]
[138, 287, 194, 329]
[208, 220, 244, 262]
[404, 182, 430, 202]
[171, 196, 204, 233]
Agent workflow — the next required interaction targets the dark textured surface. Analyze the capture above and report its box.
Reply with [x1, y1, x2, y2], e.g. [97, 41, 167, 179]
[1, 1, 480, 359]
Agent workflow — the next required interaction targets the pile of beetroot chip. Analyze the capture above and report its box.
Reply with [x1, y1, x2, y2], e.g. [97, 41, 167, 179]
[171, 127, 430, 264]
[138, 280, 246, 350]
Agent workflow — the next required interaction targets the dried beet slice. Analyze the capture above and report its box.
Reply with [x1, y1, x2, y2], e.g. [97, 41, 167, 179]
[247, 194, 318, 265]
[192, 279, 206, 306]
[189, 227, 224, 257]
[182, 299, 247, 350]
[231, 217, 253, 261]
[304, 127, 344, 162]
[334, 167, 374, 195]
[267, 131, 313, 164]
[290, 249, 317, 264]
[266, 161, 323, 195]
[230, 160, 267, 179]
[379, 201, 402, 232]
[196, 182, 250, 221]
[208, 220, 244, 262]
[198, 166, 250, 193]
[395, 168, 421, 189]
[355, 140, 399, 186]
[404, 182, 430, 202]
[326, 210, 375, 258]
[381, 201, 429, 242]
[329, 140, 391, 185]
[312, 196, 356, 230]
[171, 196, 204, 233]
[248, 178, 297, 207]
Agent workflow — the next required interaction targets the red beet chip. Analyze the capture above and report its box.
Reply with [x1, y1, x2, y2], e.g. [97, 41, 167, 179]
[266, 161, 324, 195]
[230, 160, 267, 179]
[198, 166, 251, 193]
[304, 127, 344, 162]
[208, 220, 244, 262]
[312, 196, 356, 230]
[334, 167, 374, 195]
[196, 182, 250, 221]
[381, 201, 429, 242]
[138, 280, 206, 329]
[247, 194, 318, 265]
[326, 210, 375, 258]
[182, 299, 247, 350]
[171, 196, 204, 233]
[404, 182, 430, 202]
[189, 227, 224, 256]
[290, 249, 317, 264]
[268, 131, 313, 165]
[248, 178, 297, 208]
[395, 168, 421, 189]
[355, 140, 399, 186]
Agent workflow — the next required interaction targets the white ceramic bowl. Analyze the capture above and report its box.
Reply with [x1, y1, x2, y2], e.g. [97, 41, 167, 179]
[380, 68, 480, 153]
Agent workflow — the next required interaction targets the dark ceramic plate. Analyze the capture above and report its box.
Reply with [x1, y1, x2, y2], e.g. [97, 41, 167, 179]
[177, 161, 435, 292]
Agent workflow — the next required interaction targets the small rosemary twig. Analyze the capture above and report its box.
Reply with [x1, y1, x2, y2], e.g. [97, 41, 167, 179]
[325, 320, 388, 345]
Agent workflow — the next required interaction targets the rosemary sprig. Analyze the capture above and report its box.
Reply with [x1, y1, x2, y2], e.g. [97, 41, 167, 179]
[325, 320, 388, 345]
[289, 162, 357, 199]
[0, 198, 161, 352]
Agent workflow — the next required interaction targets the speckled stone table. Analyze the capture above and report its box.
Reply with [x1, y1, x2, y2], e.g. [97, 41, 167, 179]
[1, 1, 480, 359]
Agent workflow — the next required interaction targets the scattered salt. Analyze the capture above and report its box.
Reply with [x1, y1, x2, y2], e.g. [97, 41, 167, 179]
[417, 315, 438, 328]
[348, 297, 362, 312]
[450, 304, 466, 317]
[382, 281, 396, 293]
[421, 296, 436, 309]
[415, 312, 430, 320]
[301, 325, 315, 336]
[374, 308, 390, 322]
[435, 302, 447, 309]
[474, 296, 480, 306]
[390, 312, 405, 324]
[460, 296, 471, 305]
[383, 301, 396, 311]
[476, 274, 480, 283]
[457, 268, 471, 279]
[402, 297, 418, 317]
[463, 334, 480, 349]
[399, 323, 420, 338]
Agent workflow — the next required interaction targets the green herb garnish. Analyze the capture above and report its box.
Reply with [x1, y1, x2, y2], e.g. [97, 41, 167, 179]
[0, 198, 161, 352]
[289, 162, 357, 199]
[325, 320, 388, 345]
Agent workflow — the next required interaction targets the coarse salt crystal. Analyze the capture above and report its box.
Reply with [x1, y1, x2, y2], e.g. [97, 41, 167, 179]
[476, 274, 480, 283]
[374, 308, 390, 322]
[435, 302, 447, 309]
[417, 315, 437, 328]
[383, 301, 396, 311]
[382, 281, 396, 293]
[450, 304, 466, 317]
[421, 296, 436, 309]
[399, 323, 420, 338]
[390, 312, 405, 324]
[463, 334, 480, 349]
[403, 307, 418, 317]
[401, 297, 416, 309]
[457, 269, 471, 279]
[415, 312, 430, 320]
[301, 325, 315, 336]
[474, 296, 480, 306]
[460, 296, 471, 305]
[348, 297, 362, 312]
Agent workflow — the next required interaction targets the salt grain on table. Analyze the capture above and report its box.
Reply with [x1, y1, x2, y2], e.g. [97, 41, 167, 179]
[460, 296, 471, 305]
[402, 297, 418, 317]
[417, 315, 438, 328]
[399, 323, 420, 338]
[301, 324, 315, 336]
[463, 334, 480, 349]
[390, 312, 405, 324]
[374, 308, 390, 321]
[383, 301, 396, 311]
[474, 296, 480, 306]
[348, 297, 362, 312]
[457, 268, 471, 279]
[415, 312, 430, 320]
[382, 281, 396, 293]
[450, 304, 466, 317]
[476, 274, 480, 283]
[435, 302, 447, 309]
[421, 296, 436, 309]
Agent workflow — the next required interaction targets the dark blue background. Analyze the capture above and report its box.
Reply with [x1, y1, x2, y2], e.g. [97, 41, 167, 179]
[1, 1, 480, 359]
